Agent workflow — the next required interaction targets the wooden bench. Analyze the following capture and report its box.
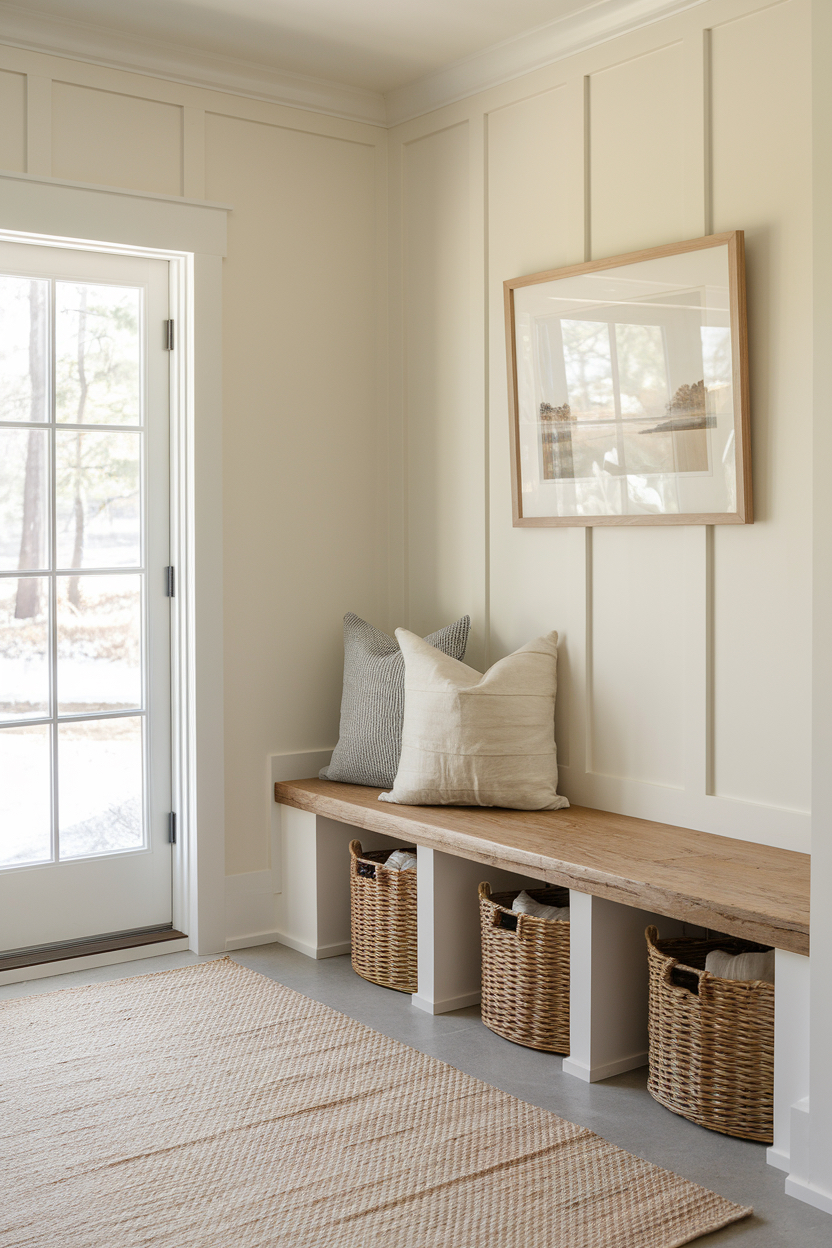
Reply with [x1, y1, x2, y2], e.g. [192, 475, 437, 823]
[273, 776, 810, 1169]
[274, 777, 809, 955]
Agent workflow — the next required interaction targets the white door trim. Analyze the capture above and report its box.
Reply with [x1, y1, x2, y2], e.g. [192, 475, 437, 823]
[0, 172, 229, 955]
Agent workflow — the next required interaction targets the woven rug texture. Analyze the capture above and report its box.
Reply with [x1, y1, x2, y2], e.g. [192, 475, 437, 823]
[0, 958, 751, 1247]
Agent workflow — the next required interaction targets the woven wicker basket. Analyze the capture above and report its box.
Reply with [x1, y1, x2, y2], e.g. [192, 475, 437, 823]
[645, 925, 774, 1143]
[478, 882, 570, 1053]
[349, 840, 417, 994]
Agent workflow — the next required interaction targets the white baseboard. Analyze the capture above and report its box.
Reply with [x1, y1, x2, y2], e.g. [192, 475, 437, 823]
[226, 929, 351, 960]
[562, 1051, 649, 1083]
[784, 1175, 832, 1216]
[411, 990, 481, 1015]
[0, 937, 190, 987]
[767, 1145, 791, 1173]
[225, 930, 287, 951]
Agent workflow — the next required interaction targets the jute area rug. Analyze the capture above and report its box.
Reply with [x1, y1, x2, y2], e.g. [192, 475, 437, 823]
[1, 958, 751, 1247]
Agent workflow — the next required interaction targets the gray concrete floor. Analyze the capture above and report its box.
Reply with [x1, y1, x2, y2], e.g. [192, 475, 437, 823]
[3, 943, 829, 1247]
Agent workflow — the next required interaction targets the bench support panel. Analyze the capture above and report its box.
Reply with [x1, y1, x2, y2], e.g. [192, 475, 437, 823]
[768, 948, 811, 1173]
[275, 808, 409, 959]
[413, 848, 484, 1015]
[413, 848, 543, 1015]
[564, 892, 686, 1083]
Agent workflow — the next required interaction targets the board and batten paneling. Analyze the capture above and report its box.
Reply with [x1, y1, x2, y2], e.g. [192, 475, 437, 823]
[391, 0, 812, 853]
[400, 122, 487, 668]
[590, 528, 687, 788]
[486, 86, 585, 767]
[205, 113, 384, 873]
[710, 0, 812, 814]
[589, 41, 687, 259]
[51, 82, 184, 196]
[586, 40, 691, 795]
[0, 70, 25, 172]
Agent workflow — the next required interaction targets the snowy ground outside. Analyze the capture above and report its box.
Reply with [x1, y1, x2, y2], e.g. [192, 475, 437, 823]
[0, 719, 143, 867]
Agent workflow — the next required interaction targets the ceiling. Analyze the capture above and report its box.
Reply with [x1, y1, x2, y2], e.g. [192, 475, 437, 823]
[8, 0, 601, 94]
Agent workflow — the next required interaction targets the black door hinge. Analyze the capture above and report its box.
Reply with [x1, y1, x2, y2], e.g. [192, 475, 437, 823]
[165, 566, 175, 598]
[168, 812, 177, 845]
[164, 319, 175, 351]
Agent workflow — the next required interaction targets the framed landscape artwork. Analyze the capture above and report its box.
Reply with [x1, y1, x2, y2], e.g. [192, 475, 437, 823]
[504, 231, 751, 526]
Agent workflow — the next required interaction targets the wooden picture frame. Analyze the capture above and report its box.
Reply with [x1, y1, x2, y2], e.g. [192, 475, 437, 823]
[504, 231, 751, 526]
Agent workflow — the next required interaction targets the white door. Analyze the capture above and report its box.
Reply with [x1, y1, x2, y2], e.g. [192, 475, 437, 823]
[0, 241, 173, 952]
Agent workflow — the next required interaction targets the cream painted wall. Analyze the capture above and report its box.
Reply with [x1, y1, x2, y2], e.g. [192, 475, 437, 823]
[0, 70, 25, 173]
[0, 44, 387, 876]
[387, 0, 812, 854]
[0, 0, 814, 864]
[51, 82, 184, 195]
[204, 114, 385, 872]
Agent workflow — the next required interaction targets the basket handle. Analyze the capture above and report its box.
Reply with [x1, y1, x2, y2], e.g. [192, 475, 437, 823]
[664, 960, 704, 996]
[645, 925, 705, 999]
[482, 884, 535, 938]
[490, 907, 531, 938]
[350, 839, 382, 882]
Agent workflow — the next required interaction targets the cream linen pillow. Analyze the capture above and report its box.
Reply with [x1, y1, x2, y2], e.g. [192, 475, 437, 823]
[379, 629, 569, 811]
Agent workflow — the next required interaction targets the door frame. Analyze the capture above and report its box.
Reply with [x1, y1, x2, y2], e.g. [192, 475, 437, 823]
[0, 171, 230, 954]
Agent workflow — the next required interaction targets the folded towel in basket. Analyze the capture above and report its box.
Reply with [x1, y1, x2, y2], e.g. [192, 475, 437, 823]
[384, 849, 417, 871]
[704, 948, 775, 984]
[512, 890, 570, 922]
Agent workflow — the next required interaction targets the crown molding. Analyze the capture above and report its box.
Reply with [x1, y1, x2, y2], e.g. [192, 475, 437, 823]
[0, 0, 707, 131]
[385, 0, 708, 127]
[0, 2, 387, 126]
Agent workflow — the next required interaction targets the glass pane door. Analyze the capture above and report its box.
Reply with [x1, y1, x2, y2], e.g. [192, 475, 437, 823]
[0, 243, 171, 951]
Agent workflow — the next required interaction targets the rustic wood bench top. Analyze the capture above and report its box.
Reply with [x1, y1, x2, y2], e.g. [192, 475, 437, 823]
[274, 778, 810, 956]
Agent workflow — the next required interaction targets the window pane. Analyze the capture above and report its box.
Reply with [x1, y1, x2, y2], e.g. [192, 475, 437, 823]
[0, 275, 48, 423]
[0, 723, 52, 867]
[55, 429, 141, 569]
[57, 574, 141, 715]
[701, 325, 733, 406]
[614, 323, 668, 418]
[0, 427, 49, 571]
[562, 320, 615, 419]
[56, 283, 142, 426]
[58, 716, 143, 858]
[0, 577, 49, 721]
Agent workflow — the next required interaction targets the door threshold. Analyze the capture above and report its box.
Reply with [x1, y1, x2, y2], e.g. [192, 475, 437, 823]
[0, 936, 193, 989]
[0, 926, 187, 974]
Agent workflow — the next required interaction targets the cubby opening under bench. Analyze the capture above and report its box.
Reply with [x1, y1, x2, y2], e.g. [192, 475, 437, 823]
[273, 776, 810, 1172]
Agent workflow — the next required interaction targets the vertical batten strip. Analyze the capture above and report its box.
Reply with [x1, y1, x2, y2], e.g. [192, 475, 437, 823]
[373, 138, 391, 632]
[466, 112, 488, 671]
[182, 107, 206, 200]
[582, 72, 594, 780]
[704, 523, 715, 793]
[703, 28, 714, 237]
[562, 74, 595, 797]
[584, 526, 594, 777]
[480, 112, 492, 670]
[582, 74, 592, 263]
[683, 524, 709, 795]
[25, 75, 52, 176]
[701, 26, 716, 796]
[387, 136, 408, 631]
[564, 527, 590, 797]
[680, 26, 715, 801]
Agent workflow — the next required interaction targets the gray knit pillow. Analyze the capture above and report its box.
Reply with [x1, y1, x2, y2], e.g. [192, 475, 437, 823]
[320, 613, 471, 788]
